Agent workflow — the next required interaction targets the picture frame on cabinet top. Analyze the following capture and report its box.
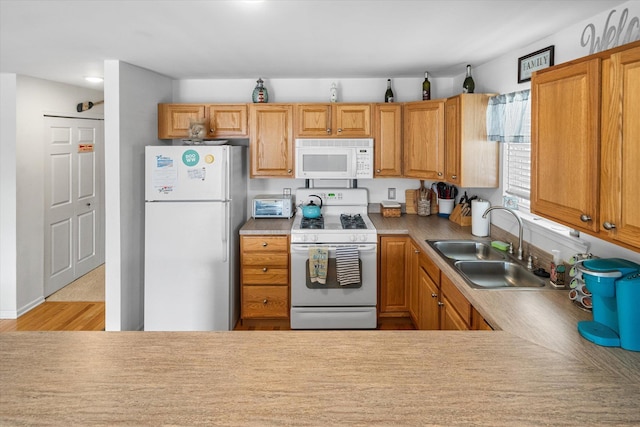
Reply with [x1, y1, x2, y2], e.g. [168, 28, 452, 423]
[518, 45, 555, 83]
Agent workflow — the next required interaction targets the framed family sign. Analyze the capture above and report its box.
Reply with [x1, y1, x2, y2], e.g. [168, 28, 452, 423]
[518, 45, 555, 83]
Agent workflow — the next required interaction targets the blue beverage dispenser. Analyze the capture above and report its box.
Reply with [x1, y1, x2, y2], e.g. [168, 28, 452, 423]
[577, 258, 640, 351]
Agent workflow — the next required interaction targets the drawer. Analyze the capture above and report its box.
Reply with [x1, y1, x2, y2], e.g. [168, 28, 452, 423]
[243, 267, 289, 285]
[242, 252, 289, 267]
[242, 285, 289, 319]
[242, 236, 289, 252]
[441, 275, 471, 325]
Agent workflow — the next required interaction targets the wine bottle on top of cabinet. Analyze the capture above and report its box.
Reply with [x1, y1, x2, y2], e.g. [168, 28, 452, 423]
[384, 79, 394, 103]
[462, 65, 475, 93]
[422, 71, 431, 100]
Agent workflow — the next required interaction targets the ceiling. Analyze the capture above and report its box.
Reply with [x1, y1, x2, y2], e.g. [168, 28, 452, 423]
[0, 0, 626, 89]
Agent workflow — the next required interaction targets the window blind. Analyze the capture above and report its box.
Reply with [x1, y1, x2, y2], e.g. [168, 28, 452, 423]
[504, 142, 531, 202]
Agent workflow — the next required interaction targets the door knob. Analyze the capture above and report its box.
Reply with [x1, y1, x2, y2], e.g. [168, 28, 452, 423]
[580, 214, 592, 222]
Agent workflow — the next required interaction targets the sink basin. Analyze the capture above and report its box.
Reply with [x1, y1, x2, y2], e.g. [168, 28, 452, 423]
[454, 260, 546, 289]
[428, 240, 506, 261]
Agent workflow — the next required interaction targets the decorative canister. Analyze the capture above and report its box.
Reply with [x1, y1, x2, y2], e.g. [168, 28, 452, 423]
[252, 78, 268, 103]
[417, 199, 430, 216]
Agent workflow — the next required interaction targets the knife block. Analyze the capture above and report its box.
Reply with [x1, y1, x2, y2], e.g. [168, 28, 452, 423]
[448, 203, 472, 227]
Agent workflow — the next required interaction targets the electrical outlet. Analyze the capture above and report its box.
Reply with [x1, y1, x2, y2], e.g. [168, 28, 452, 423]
[388, 188, 396, 200]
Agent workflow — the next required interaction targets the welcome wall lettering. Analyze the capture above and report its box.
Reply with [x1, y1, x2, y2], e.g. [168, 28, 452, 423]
[581, 8, 640, 54]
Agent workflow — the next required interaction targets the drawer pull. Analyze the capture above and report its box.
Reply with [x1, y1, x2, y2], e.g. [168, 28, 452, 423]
[431, 293, 438, 298]
[262, 242, 268, 247]
[603, 221, 616, 230]
[438, 301, 444, 307]
[263, 299, 268, 304]
[580, 214, 592, 222]
[262, 267, 268, 272]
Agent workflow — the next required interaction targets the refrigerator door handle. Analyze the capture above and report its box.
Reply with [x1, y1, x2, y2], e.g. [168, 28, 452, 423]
[222, 205, 229, 263]
[223, 152, 229, 200]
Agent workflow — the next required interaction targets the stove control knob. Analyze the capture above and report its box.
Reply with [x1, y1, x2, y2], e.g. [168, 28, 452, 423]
[359, 234, 367, 242]
[311, 234, 318, 242]
[350, 234, 357, 242]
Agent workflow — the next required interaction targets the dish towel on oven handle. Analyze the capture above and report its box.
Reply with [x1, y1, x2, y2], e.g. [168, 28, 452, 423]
[308, 247, 328, 284]
[336, 245, 360, 286]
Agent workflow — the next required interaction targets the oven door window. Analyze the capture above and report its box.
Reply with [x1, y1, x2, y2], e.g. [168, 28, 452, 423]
[306, 258, 362, 289]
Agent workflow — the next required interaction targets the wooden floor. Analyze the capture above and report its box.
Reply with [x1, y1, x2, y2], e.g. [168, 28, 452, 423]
[0, 302, 105, 332]
[0, 302, 414, 332]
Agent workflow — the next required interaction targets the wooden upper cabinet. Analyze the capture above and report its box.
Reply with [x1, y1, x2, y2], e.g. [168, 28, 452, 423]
[205, 104, 248, 137]
[403, 100, 445, 180]
[532, 40, 640, 251]
[158, 104, 206, 139]
[158, 104, 247, 139]
[249, 104, 294, 178]
[334, 104, 371, 137]
[373, 103, 402, 177]
[294, 104, 371, 137]
[295, 104, 332, 136]
[444, 94, 498, 187]
[600, 45, 640, 249]
[531, 59, 601, 232]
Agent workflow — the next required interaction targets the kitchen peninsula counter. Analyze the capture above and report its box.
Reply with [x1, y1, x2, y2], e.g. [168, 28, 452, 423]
[1, 331, 639, 426]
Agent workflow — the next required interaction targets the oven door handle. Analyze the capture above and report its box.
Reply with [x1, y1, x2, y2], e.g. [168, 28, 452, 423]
[291, 244, 377, 253]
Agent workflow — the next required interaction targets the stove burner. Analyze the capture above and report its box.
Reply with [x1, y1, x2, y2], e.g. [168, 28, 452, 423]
[340, 214, 367, 230]
[300, 216, 324, 230]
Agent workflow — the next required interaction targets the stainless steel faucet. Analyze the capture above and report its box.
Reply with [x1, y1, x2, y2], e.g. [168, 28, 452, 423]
[482, 206, 524, 260]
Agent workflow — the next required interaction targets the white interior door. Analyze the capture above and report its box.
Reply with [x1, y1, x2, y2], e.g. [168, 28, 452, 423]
[44, 117, 104, 296]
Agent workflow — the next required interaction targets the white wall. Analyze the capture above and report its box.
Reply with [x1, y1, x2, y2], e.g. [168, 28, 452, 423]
[104, 60, 172, 331]
[169, 1, 640, 264]
[0, 75, 103, 318]
[0, 74, 18, 317]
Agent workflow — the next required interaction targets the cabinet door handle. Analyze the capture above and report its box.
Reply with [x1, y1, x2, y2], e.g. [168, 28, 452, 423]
[262, 242, 268, 247]
[414, 249, 420, 254]
[580, 214, 592, 222]
[437, 301, 444, 307]
[337, 128, 342, 133]
[376, 169, 381, 173]
[603, 221, 616, 230]
[263, 299, 268, 304]
[287, 169, 292, 174]
[262, 267, 268, 272]
[451, 175, 457, 180]
[431, 293, 438, 298]
[437, 172, 443, 177]
[326, 128, 331, 134]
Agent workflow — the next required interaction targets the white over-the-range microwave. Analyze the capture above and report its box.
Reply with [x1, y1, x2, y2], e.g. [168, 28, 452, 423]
[295, 138, 374, 180]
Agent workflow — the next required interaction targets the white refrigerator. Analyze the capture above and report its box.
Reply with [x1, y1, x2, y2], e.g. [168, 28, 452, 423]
[144, 145, 247, 331]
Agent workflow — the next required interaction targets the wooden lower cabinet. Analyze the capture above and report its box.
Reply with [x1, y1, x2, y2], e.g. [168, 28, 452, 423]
[240, 235, 290, 324]
[439, 274, 471, 330]
[400, 238, 492, 331]
[379, 236, 410, 316]
[418, 266, 440, 330]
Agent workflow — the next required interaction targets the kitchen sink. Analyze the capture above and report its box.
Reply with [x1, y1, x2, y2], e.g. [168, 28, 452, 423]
[428, 240, 507, 261]
[427, 240, 548, 290]
[454, 260, 546, 289]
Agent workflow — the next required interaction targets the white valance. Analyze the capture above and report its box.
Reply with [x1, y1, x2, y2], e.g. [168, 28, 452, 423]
[486, 89, 531, 143]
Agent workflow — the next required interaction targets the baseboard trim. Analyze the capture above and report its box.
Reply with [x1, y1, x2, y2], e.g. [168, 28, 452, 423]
[0, 296, 45, 319]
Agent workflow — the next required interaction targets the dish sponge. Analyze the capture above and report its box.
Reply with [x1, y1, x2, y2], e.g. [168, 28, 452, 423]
[491, 240, 510, 251]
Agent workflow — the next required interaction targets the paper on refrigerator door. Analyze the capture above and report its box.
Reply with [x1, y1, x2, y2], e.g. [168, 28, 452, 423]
[152, 154, 178, 194]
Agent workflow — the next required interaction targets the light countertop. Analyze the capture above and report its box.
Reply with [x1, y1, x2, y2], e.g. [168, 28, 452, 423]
[1, 331, 639, 426]
[2, 214, 638, 425]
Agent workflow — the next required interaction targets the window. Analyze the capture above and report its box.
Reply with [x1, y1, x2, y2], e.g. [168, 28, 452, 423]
[503, 142, 531, 208]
